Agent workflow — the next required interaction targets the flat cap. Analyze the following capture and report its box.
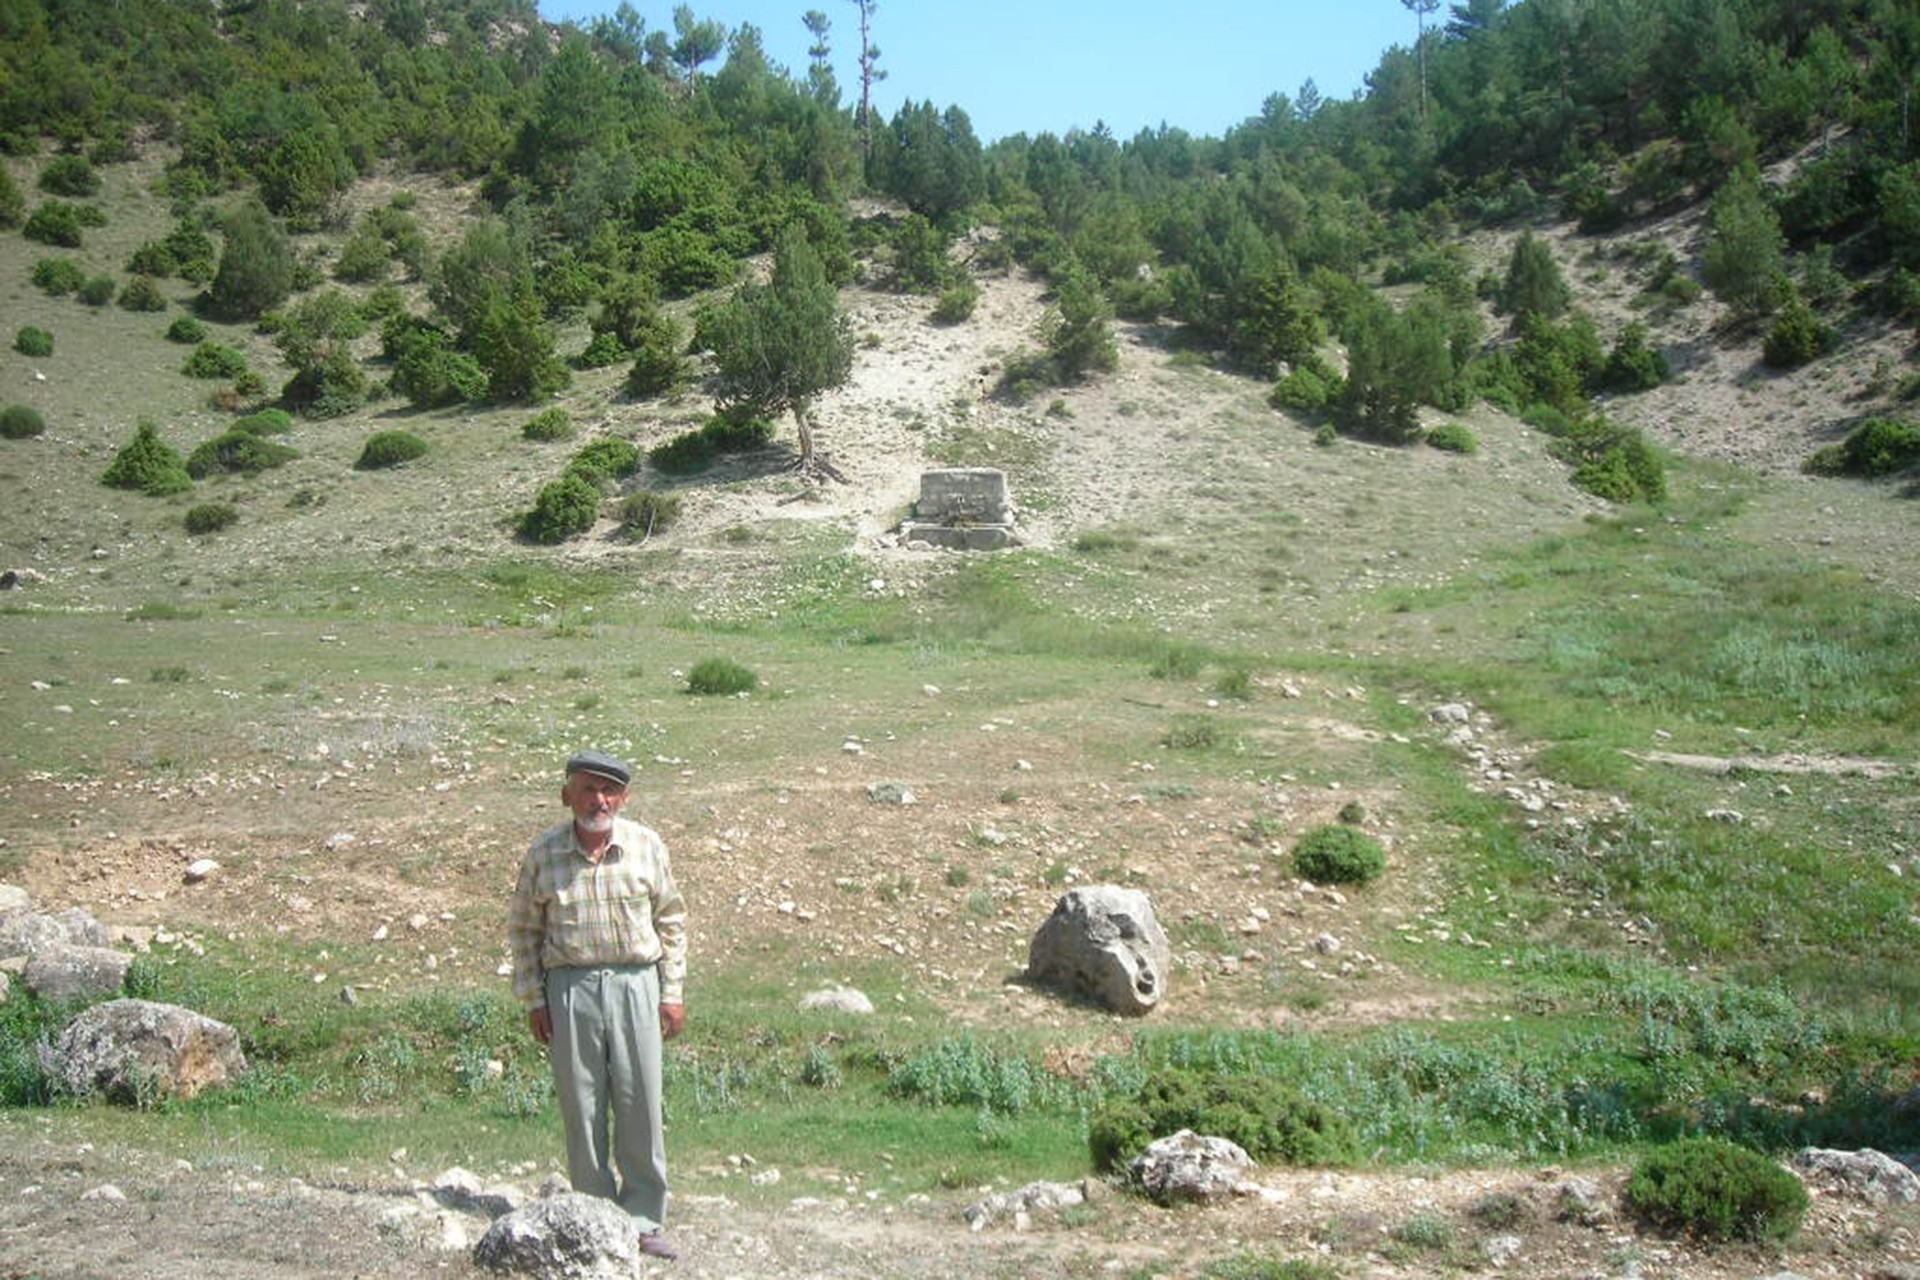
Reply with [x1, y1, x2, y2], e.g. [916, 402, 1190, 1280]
[565, 749, 632, 788]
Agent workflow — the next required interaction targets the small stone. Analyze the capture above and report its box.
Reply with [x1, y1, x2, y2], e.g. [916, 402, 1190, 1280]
[183, 859, 219, 883]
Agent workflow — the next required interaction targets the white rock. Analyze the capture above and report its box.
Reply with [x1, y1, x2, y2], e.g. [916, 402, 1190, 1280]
[183, 859, 219, 884]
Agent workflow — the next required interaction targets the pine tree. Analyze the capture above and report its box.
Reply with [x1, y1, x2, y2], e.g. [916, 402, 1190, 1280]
[207, 199, 294, 321]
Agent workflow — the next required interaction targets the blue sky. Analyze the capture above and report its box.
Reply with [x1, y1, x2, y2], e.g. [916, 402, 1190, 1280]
[536, 1, 1421, 142]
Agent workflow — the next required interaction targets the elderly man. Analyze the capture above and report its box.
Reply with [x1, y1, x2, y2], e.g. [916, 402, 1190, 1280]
[509, 749, 687, 1261]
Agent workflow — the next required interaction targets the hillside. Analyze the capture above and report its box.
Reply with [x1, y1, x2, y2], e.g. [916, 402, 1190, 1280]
[1, 129, 1918, 1280]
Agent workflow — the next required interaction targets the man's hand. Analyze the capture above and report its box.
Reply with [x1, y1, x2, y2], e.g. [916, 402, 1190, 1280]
[528, 1006, 552, 1045]
[659, 1002, 686, 1041]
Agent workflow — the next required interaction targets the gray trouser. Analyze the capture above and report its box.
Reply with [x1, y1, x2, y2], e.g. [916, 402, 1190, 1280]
[545, 963, 667, 1230]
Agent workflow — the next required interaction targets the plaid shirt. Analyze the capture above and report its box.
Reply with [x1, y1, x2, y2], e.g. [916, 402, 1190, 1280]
[509, 816, 687, 1009]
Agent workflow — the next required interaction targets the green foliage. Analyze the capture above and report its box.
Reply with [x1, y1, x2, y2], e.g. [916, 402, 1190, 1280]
[24, 200, 85, 247]
[1088, 1070, 1355, 1172]
[382, 316, 483, 408]
[931, 279, 980, 324]
[467, 277, 569, 403]
[1700, 171, 1786, 318]
[1269, 363, 1339, 417]
[31, 256, 84, 296]
[522, 409, 573, 443]
[100, 421, 193, 496]
[165, 315, 208, 344]
[619, 490, 683, 539]
[186, 429, 298, 478]
[1804, 417, 1920, 478]
[1229, 264, 1324, 377]
[181, 342, 248, 380]
[1762, 294, 1835, 369]
[0, 991, 62, 1106]
[208, 199, 294, 321]
[354, 431, 429, 471]
[233, 409, 293, 436]
[1554, 418, 1668, 503]
[518, 474, 602, 543]
[1500, 232, 1568, 323]
[870, 101, 987, 222]
[117, 275, 168, 312]
[1624, 1138, 1808, 1242]
[622, 312, 686, 399]
[0, 405, 46, 440]
[183, 502, 239, 535]
[702, 222, 852, 466]
[38, 154, 98, 197]
[649, 429, 716, 475]
[1425, 422, 1478, 454]
[884, 214, 955, 293]
[0, 164, 20, 229]
[1291, 824, 1387, 885]
[1599, 322, 1670, 393]
[77, 274, 115, 306]
[885, 1036, 1048, 1113]
[687, 657, 759, 696]
[13, 326, 52, 357]
[566, 438, 642, 484]
[1041, 264, 1119, 382]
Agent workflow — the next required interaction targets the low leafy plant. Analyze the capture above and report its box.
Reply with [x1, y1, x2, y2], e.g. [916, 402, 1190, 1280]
[0, 405, 47, 439]
[31, 256, 83, 295]
[522, 407, 573, 442]
[686, 657, 758, 696]
[518, 474, 601, 543]
[566, 437, 642, 484]
[618, 490, 682, 539]
[24, 199, 85, 246]
[1803, 417, 1920, 478]
[1162, 715, 1219, 749]
[232, 409, 293, 436]
[648, 429, 715, 474]
[100, 421, 193, 495]
[14, 326, 52, 356]
[932, 279, 979, 324]
[1425, 422, 1478, 454]
[181, 341, 248, 380]
[1088, 1069, 1356, 1172]
[117, 276, 168, 312]
[165, 315, 208, 344]
[77, 274, 115, 305]
[183, 502, 239, 535]
[186, 429, 298, 478]
[1624, 1137, 1808, 1242]
[1291, 824, 1386, 885]
[354, 430, 428, 470]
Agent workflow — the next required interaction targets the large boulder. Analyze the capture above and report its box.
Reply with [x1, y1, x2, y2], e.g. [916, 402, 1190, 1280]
[1792, 1148, 1920, 1205]
[1027, 885, 1171, 1015]
[1129, 1130, 1255, 1205]
[46, 998, 247, 1105]
[23, 943, 132, 1004]
[472, 1192, 640, 1279]
[0, 900, 106, 958]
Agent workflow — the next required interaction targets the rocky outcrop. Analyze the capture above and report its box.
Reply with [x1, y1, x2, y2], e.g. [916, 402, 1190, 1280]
[1128, 1130, 1254, 1205]
[472, 1191, 640, 1279]
[23, 942, 133, 1004]
[1027, 884, 1170, 1015]
[1792, 1147, 1920, 1205]
[45, 998, 248, 1105]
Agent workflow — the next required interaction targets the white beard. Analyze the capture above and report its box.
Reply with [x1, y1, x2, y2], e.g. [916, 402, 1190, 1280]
[577, 813, 615, 834]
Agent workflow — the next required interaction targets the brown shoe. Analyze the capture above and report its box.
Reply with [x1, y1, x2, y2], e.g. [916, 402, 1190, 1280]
[639, 1232, 679, 1261]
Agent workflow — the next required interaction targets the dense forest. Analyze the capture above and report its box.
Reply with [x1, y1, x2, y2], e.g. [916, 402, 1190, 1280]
[3, 0, 1919, 492]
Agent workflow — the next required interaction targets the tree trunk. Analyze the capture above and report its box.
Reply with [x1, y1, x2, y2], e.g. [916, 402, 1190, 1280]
[793, 402, 815, 470]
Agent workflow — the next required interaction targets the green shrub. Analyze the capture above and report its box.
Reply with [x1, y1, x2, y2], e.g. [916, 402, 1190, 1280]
[648, 429, 715, 475]
[566, 438, 642, 484]
[1088, 1070, 1356, 1172]
[31, 256, 83, 295]
[687, 657, 759, 696]
[38, 154, 98, 197]
[24, 200, 84, 247]
[13, 326, 52, 357]
[518, 474, 601, 543]
[1599, 321, 1669, 392]
[1292, 824, 1387, 885]
[0, 405, 46, 439]
[623, 315, 686, 399]
[1162, 715, 1219, 749]
[1554, 418, 1666, 503]
[117, 275, 167, 312]
[1270, 365, 1335, 416]
[575, 330, 628, 370]
[1624, 1137, 1808, 1242]
[1804, 417, 1920, 478]
[932, 279, 980, 324]
[186, 429, 298, 478]
[100, 421, 193, 495]
[702, 411, 776, 454]
[232, 409, 293, 436]
[1424, 422, 1478, 454]
[1762, 297, 1836, 369]
[181, 342, 248, 379]
[354, 430, 428, 470]
[165, 315, 208, 344]
[522, 408, 573, 442]
[619, 490, 683, 538]
[183, 502, 239, 535]
[77, 274, 114, 306]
